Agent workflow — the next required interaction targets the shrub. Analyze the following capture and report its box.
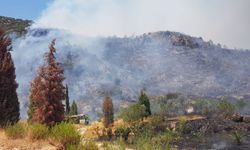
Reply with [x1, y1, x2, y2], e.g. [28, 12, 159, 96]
[217, 100, 235, 118]
[5, 123, 27, 139]
[119, 104, 146, 122]
[114, 127, 131, 142]
[152, 130, 180, 146]
[230, 131, 245, 145]
[82, 141, 98, 150]
[138, 90, 151, 116]
[28, 123, 48, 140]
[51, 122, 81, 148]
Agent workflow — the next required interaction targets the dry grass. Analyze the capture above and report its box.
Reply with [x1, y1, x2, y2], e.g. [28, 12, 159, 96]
[0, 128, 56, 150]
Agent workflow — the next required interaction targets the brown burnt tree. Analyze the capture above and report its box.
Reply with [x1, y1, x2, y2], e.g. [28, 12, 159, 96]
[102, 96, 114, 128]
[29, 39, 65, 126]
[0, 29, 19, 127]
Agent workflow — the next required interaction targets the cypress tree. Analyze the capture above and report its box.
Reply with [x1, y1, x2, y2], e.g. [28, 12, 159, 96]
[69, 100, 78, 116]
[65, 84, 70, 115]
[102, 96, 114, 128]
[138, 90, 151, 116]
[29, 39, 65, 126]
[28, 75, 43, 122]
[0, 29, 20, 127]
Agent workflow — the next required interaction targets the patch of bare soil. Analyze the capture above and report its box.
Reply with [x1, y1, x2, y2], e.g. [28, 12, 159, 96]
[0, 129, 57, 150]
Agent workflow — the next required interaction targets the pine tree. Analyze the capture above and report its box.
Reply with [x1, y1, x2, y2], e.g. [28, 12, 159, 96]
[29, 39, 65, 126]
[138, 90, 151, 116]
[0, 29, 20, 127]
[65, 84, 70, 115]
[102, 96, 114, 128]
[69, 100, 78, 116]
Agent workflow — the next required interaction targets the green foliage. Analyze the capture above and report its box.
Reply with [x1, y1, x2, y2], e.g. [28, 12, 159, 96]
[28, 123, 49, 140]
[114, 127, 131, 142]
[138, 90, 151, 116]
[82, 141, 98, 150]
[113, 139, 126, 150]
[65, 84, 70, 115]
[51, 122, 81, 148]
[230, 131, 245, 145]
[5, 123, 27, 139]
[151, 130, 180, 148]
[120, 104, 146, 122]
[217, 100, 235, 117]
[66, 144, 81, 150]
[135, 136, 160, 150]
[69, 100, 78, 116]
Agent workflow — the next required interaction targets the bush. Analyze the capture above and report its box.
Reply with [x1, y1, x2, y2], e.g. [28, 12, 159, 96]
[28, 123, 48, 140]
[152, 130, 180, 146]
[5, 123, 27, 139]
[51, 122, 81, 148]
[82, 141, 98, 150]
[217, 100, 235, 118]
[119, 104, 146, 122]
[114, 127, 131, 142]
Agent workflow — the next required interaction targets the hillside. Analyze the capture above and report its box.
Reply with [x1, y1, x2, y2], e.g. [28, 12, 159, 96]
[10, 28, 250, 118]
[0, 16, 31, 35]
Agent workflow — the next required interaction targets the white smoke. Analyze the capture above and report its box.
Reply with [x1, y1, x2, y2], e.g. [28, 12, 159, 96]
[35, 0, 250, 49]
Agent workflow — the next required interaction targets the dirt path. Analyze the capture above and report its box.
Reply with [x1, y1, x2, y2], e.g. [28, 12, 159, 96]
[0, 129, 57, 150]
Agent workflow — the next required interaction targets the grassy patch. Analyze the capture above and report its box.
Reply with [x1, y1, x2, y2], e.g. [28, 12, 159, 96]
[82, 141, 99, 150]
[5, 123, 27, 139]
[28, 123, 49, 140]
[51, 122, 81, 148]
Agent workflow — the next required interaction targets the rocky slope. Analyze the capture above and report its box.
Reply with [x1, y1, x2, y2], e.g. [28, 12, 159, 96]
[10, 27, 250, 119]
[0, 16, 31, 35]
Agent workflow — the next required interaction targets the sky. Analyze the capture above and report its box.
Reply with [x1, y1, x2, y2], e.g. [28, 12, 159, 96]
[0, 0, 52, 20]
[1, 0, 250, 49]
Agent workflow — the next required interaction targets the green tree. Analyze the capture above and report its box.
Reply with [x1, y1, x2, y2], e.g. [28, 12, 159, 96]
[0, 29, 20, 127]
[102, 96, 114, 128]
[69, 100, 78, 116]
[65, 84, 70, 115]
[120, 104, 146, 122]
[138, 90, 151, 116]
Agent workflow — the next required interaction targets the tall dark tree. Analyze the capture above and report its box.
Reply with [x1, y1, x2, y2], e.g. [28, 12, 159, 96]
[65, 84, 70, 115]
[102, 96, 114, 128]
[0, 29, 20, 127]
[29, 39, 65, 126]
[138, 90, 151, 116]
[69, 100, 78, 116]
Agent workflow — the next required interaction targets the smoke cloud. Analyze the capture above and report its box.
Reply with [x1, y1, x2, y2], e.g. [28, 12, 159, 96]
[35, 0, 250, 49]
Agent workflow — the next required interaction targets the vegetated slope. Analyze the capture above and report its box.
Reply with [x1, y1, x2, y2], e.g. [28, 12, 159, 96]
[0, 16, 31, 35]
[11, 28, 250, 118]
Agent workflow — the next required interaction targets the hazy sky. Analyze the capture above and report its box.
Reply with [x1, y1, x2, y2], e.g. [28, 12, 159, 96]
[1, 0, 250, 49]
